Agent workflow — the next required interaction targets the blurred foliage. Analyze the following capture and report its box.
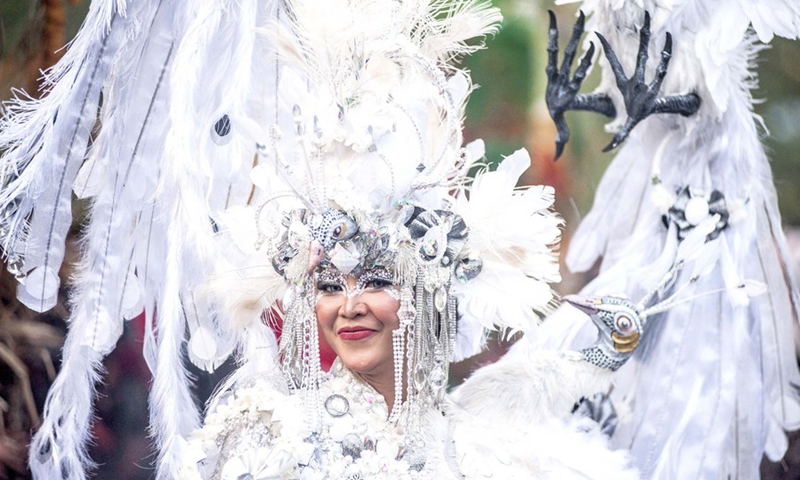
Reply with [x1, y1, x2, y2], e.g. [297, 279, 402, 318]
[0, 0, 90, 95]
[757, 38, 800, 225]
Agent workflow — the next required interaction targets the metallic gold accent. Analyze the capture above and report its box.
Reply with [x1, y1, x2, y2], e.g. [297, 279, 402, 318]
[612, 330, 640, 353]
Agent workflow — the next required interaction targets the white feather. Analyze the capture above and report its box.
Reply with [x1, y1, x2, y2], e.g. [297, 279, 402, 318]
[453, 149, 561, 353]
[540, 3, 800, 478]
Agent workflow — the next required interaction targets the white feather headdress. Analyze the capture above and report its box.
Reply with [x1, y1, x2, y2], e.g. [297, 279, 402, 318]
[0, 0, 563, 478]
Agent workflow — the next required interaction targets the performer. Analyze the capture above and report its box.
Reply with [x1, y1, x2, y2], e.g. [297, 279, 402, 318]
[0, 0, 642, 478]
[537, 3, 800, 479]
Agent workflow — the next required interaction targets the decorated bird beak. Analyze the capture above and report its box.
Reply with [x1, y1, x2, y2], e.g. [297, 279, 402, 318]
[562, 295, 599, 315]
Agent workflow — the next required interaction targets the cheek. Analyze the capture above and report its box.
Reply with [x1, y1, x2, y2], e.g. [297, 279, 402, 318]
[315, 297, 340, 332]
[373, 298, 401, 328]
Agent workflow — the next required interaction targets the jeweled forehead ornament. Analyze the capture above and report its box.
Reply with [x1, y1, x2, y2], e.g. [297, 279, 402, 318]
[315, 263, 397, 299]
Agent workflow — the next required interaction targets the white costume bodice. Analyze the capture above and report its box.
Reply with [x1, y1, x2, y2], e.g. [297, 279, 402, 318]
[179, 350, 639, 480]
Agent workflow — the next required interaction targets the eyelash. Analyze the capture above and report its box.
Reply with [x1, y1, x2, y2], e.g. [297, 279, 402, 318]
[364, 278, 393, 289]
[317, 282, 344, 294]
[315, 271, 394, 294]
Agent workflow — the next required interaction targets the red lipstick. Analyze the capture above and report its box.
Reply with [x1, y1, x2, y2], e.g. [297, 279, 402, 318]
[337, 326, 376, 340]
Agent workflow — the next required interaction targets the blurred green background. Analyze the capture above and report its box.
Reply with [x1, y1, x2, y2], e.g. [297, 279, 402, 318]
[1, 0, 799, 479]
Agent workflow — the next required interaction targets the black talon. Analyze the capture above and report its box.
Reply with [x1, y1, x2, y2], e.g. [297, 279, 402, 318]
[634, 12, 651, 82]
[545, 10, 616, 160]
[546, 10, 701, 156]
[597, 11, 701, 151]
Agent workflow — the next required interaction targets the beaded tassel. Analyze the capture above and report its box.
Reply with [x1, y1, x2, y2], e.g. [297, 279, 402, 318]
[388, 329, 405, 423]
[389, 286, 416, 423]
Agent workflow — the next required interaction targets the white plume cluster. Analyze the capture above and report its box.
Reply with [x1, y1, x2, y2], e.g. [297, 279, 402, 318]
[0, 0, 568, 478]
[453, 148, 562, 359]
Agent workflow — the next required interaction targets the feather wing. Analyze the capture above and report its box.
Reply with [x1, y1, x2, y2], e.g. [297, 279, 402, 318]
[539, 3, 800, 478]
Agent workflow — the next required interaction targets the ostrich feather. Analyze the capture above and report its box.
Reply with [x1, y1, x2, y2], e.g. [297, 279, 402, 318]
[29, 347, 102, 479]
[0, 0, 131, 313]
[453, 149, 562, 359]
[24, 1, 176, 478]
[450, 348, 639, 480]
[413, 0, 503, 63]
[148, 1, 283, 477]
[203, 250, 287, 333]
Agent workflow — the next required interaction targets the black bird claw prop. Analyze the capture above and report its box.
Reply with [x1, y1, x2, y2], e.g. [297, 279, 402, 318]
[545, 10, 700, 159]
[546, 11, 615, 160]
[596, 12, 700, 152]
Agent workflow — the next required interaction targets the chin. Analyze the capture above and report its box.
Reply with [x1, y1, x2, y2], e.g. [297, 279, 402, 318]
[340, 356, 377, 376]
[338, 351, 388, 378]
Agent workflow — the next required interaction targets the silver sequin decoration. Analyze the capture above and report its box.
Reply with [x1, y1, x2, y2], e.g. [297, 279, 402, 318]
[341, 433, 363, 459]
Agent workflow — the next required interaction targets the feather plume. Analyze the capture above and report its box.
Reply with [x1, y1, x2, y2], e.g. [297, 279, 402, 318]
[147, 0, 283, 476]
[538, 3, 800, 477]
[0, 0, 132, 313]
[453, 148, 562, 359]
[24, 2, 177, 478]
[450, 348, 638, 480]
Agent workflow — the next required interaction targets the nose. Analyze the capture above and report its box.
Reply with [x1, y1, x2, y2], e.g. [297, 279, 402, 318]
[341, 292, 368, 319]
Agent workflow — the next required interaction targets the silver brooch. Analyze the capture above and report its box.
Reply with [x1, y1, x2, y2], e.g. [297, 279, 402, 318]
[324, 394, 350, 417]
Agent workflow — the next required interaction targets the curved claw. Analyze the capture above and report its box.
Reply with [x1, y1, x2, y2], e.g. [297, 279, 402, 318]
[546, 10, 559, 81]
[546, 10, 612, 161]
[649, 32, 672, 94]
[596, 32, 626, 91]
[560, 10, 586, 78]
[634, 11, 651, 82]
[554, 113, 569, 161]
[602, 116, 638, 152]
[595, 11, 700, 152]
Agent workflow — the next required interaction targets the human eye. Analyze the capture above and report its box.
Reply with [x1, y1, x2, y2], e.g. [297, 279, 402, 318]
[316, 267, 346, 295]
[365, 277, 394, 290]
[317, 282, 345, 294]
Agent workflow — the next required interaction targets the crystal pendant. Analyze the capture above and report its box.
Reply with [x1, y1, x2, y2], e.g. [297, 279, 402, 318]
[7, 254, 24, 280]
[423, 279, 437, 293]
[413, 364, 428, 391]
[434, 287, 447, 313]
[429, 364, 446, 389]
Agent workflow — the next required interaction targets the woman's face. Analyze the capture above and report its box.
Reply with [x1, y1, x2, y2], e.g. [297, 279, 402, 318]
[315, 266, 400, 382]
